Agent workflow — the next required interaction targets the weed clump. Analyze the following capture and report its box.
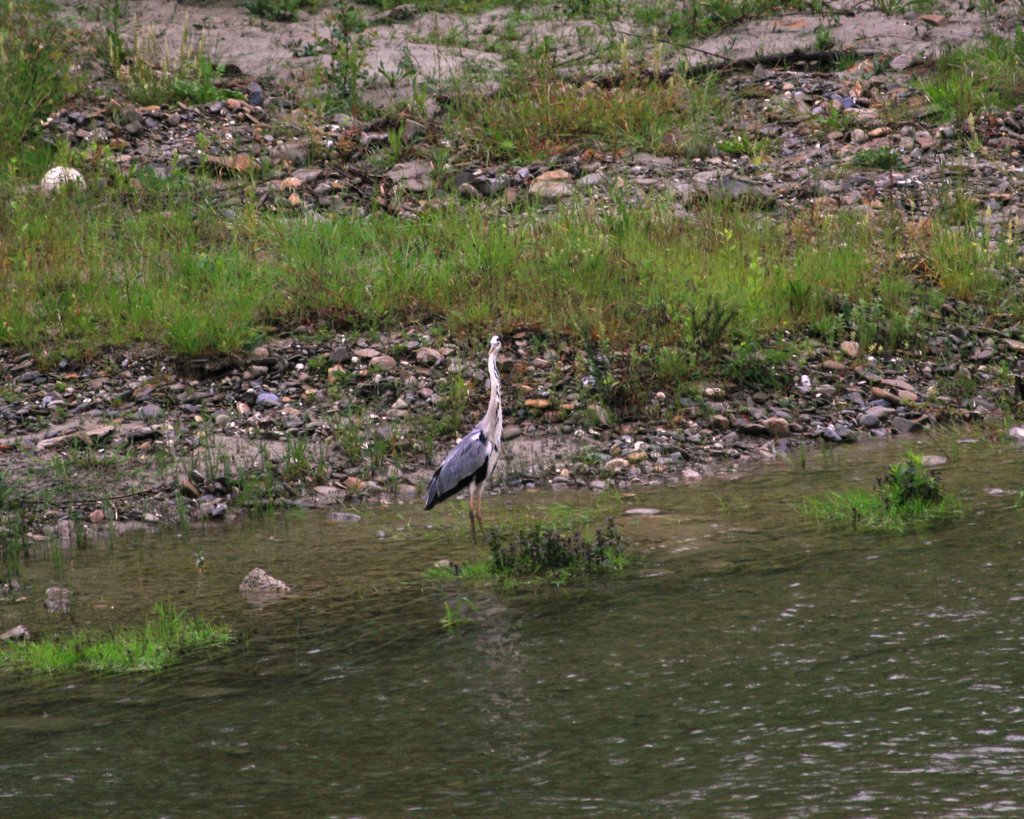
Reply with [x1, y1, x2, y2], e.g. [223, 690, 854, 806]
[487, 521, 627, 582]
[804, 451, 962, 532]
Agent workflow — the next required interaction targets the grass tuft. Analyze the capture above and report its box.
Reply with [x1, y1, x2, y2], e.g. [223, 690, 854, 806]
[804, 451, 962, 532]
[0, 603, 232, 674]
[918, 30, 1024, 123]
[445, 68, 724, 162]
[0, 0, 77, 162]
[1, 177, 1018, 366]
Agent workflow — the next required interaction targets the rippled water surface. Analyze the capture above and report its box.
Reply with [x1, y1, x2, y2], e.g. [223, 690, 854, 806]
[2, 438, 1024, 816]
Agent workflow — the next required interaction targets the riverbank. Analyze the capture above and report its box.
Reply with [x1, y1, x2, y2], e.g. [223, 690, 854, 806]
[0, 318, 1019, 545]
[1, 0, 1023, 546]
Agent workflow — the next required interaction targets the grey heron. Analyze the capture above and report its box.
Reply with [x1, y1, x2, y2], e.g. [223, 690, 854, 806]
[424, 335, 503, 542]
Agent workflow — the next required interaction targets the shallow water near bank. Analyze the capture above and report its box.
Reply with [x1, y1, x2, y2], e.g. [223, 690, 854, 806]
[2, 436, 1024, 816]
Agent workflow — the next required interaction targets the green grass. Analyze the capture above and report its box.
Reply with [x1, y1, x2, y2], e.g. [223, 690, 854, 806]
[804, 489, 962, 533]
[0, 0, 78, 162]
[804, 452, 963, 533]
[1, 170, 1018, 364]
[353, 0, 814, 45]
[850, 147, 904, 170]
[0, 603, 232, 674]
[444, 69, 725, 162]
[95, 18, 239, 108]
[918, 29, 1024, 123]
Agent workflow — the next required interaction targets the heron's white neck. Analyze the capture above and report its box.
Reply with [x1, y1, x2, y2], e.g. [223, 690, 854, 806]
[482, 347, 502, 446]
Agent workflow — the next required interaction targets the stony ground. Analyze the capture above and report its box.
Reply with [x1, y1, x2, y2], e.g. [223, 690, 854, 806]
[3, 314, 1021, 543]
[5, 0, 1024, 543]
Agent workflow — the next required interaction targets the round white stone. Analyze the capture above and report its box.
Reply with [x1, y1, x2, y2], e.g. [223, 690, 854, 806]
[40, 166, 85, 193]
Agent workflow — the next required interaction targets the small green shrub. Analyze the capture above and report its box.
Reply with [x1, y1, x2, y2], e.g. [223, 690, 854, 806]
[877, 451, 941, 508]
[688, 293, 738, 352]
[717, 135, 776, 163]
[315, 3, 369, 113]
[427, 522, 629, 586]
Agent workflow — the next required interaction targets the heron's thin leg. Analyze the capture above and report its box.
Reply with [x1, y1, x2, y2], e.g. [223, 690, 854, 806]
[475, 491, 485, 528]
[468, 484, 477, 544]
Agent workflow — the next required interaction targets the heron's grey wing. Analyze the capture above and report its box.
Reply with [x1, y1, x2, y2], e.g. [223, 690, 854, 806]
[424, 429, 492, 510]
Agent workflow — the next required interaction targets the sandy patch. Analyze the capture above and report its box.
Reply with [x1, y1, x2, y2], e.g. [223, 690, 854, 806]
[691, 0, 1018, 66]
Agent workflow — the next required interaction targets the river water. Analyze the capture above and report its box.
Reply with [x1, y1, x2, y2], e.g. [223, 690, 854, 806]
[2, 437, 1023, 816]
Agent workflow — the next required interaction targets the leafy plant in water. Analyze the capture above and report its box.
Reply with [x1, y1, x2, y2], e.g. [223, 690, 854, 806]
[439, 597, 477, 629]
[487, 521, 627, 583]
[1, 512, 30, 580]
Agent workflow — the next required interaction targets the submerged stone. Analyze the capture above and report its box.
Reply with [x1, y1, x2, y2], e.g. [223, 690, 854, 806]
[239, 567, 291, 594]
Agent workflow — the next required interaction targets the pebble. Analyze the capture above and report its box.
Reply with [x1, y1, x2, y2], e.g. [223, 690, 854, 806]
[328, 511, 362, 522]
[603, 458, 630, 473]
[0, 625, 30, 642]
[416, 347, 443, 365]
[370, 354, 397, 371]
[890, 416, 925, 435]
